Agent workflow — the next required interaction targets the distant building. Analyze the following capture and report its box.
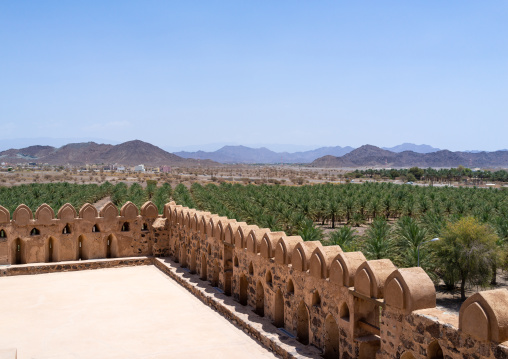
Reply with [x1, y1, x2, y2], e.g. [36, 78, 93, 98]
[134, 164, 145, 172]
[161, 165, 171, 173]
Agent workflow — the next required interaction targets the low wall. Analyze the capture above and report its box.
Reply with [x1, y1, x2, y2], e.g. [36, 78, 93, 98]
[0, 256, 152, 277]
[0, 201, 166, 266]
[153, 257, 321, 359]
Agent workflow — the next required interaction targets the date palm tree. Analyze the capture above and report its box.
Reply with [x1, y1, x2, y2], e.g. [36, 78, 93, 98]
[327, 225, 358, 251]
[362, 218, 395, 260]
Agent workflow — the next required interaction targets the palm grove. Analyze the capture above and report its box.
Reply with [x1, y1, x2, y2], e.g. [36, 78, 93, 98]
[1, 181, 506, 301]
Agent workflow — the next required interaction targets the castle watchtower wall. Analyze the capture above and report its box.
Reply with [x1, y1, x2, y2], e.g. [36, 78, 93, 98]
[1, 200, 508, 358]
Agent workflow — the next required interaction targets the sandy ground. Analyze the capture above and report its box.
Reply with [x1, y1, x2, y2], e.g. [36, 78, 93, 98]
[0, 266, 278, 359]
[93, 195, 111, 210]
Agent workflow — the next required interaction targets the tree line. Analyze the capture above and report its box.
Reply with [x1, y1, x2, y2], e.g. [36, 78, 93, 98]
[346, 166, 508, 184]
[0, 181, 172, 215]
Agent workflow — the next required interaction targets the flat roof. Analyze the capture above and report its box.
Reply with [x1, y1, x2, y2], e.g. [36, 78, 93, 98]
[0, 266, 277, 359]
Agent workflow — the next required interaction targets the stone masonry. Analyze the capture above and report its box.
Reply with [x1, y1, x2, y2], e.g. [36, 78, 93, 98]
[0, 200, 507, 358]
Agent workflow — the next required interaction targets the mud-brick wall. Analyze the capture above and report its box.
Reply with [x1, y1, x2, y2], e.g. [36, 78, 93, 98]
[165, 203, 508, 359]
[0, 200, 161, 265]
[4, 199, 508, 359]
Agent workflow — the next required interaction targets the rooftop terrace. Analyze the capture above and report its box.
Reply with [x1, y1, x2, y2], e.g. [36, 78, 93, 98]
[0, 265, 278, 359]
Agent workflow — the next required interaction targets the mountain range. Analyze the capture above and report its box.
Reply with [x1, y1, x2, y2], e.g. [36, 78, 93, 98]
[1, 141, 507, 168]
[311, 145, 508, 168]
[0, 140, 216, 167]
[174, 145, 355, 164]
[174, 143, 443, 164]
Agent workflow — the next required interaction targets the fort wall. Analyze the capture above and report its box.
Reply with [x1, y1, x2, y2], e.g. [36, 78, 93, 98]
[1, 201, 507, 358]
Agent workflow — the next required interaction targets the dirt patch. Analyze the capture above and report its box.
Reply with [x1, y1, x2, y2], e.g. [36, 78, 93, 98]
[93, 196, 111, 210]
[435, 270, 508, 314]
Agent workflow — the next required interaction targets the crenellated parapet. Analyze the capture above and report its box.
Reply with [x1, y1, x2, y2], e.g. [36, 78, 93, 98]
[2, 200, 508, 358]
[0, 201, 161, 265]
[161, 202, 508, 358]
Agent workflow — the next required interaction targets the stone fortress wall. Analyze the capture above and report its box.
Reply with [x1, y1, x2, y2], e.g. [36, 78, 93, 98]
[0, 200, 508, 358]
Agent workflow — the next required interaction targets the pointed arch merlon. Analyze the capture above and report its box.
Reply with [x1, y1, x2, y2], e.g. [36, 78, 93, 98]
[141, 201, 158, 218]
[384, 267, 436, 314]
[309, 245, 342, 280]
[223, 222, 236, 244]
[163, 202, 175, 219]
[120, 201, 139, 219]
[191, 211, 204, 231]
[198, 214, 210, 235]
[459, 289, 508, 342]
[246, 228, 270, 254]
[225, 221, 245, 245]
[35, 203, 55, 224]
[190, 212, 200, 231]
[0, 205, 9, 224]
[177, 208, 189, 226]
[207, 216, 220, 238]
[217, 218, 235, 241]
[291, 240, 322, 272]
[215, 218, 225, 241]
[185, 210, 195, 229]
[329, 251, 367, 287]
[260, 231, 285, 259]
[99, 201, 118, 220]
[57, 203, 77, 221]
[353, 259, 397, 299]
[12, 204, 33, 226]
[274, 235, 302, 265]
[235, 225, 258, 249]
[79, 203, 98, 222]
[171, 205, 182, 225]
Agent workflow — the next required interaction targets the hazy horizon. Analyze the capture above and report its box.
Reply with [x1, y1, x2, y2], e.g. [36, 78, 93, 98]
[2, 137, 507, 154]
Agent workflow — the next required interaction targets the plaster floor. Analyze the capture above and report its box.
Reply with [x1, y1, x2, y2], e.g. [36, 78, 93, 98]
[0, 266, 278, 359]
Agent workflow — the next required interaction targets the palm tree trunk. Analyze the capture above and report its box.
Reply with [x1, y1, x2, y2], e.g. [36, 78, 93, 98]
[461, 276, 467, 302]
[491, 263, 497, 285]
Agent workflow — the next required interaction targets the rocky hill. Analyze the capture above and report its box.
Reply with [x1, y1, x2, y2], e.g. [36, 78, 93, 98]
[311, 145, 508, 168]
[0, 140, 216, 167]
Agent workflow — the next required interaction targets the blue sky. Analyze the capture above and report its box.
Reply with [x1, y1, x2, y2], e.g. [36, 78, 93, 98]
[1, 1, 507, 152]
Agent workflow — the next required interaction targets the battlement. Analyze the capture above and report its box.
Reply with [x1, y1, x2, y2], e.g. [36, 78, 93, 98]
[1, 201, 508, 358]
